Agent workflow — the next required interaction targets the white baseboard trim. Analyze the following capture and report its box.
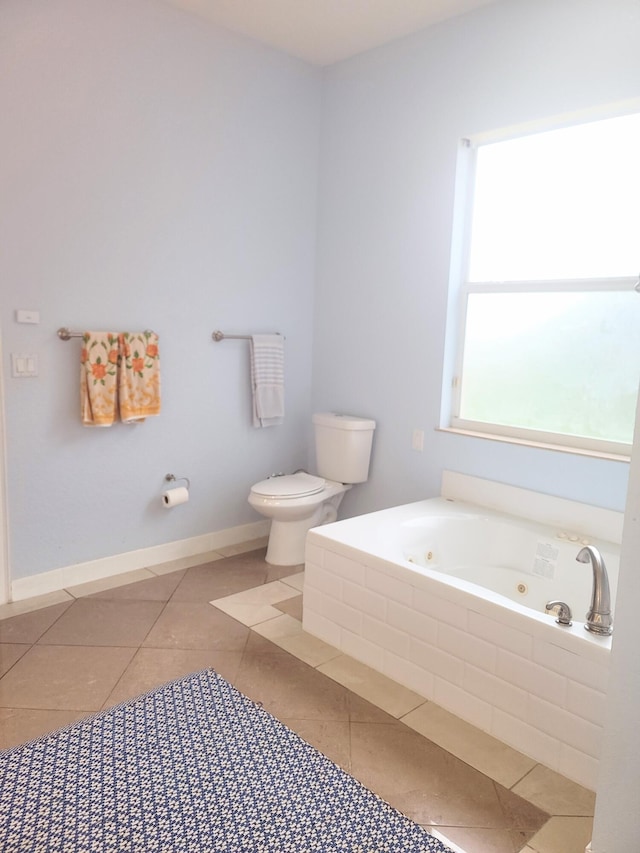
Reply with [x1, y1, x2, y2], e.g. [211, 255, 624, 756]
[11, 520, 270, 602]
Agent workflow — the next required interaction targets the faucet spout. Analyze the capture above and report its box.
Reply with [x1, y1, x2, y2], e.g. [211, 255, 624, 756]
[576, 545, 613, 636]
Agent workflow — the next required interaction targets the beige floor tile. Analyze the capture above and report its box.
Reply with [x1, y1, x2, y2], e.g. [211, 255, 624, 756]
[215, 539, 269, 557]
[421, 831, 466, 853]
[427, 829, 468, 853]
[0, 602, 73, 644]
[252, 614, 341, 667]
[251, 613, 303, 641]
[281, 717, 352, 770]
[148, 552, 224, 575]
[513, 765, 596, 817]
[211, 600, 284, 626]
[103, 647, 244, 708]
[244, 629, 294, 656]
[347, 692, 402, 724]
[349, 721, 548, 833]
[0, 590, 73, 620]
[495, 786, 551, 833]
[525, 816, 593, 853]
[402, 701, 537, 789]
[66, 568, 156, 598]
[143, 601, 250, 650]
[264, 563, 305, 583]
[170, 556, 268, 602]
[82, 570, 186, 601]
[205, 652, 246, 684]
[216, 580, 301, 607]
[431, 825, 531, 853]
[233, 651, 350, 722]
[275, 594, 303, 621]
[279, 572, 305, 592]
[0, 644, 135, 711]
[318, 654, 425, 718]
[0, 643, 31, 677]
[0, 707, 90, 750]
[211, 581, 300, 626]
[37, 599, 165, 647]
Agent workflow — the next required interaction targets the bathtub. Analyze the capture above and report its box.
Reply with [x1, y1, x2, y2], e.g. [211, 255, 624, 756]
[303, 475, 622, 790]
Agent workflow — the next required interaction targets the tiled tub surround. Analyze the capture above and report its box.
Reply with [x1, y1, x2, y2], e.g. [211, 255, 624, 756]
[303, 478, 622, 792]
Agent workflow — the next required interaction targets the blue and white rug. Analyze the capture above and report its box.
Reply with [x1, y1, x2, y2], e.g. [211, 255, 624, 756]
[0, 668, 453, 852]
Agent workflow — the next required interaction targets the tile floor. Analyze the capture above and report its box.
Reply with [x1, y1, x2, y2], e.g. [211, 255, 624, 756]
[0, 543, 595, 853]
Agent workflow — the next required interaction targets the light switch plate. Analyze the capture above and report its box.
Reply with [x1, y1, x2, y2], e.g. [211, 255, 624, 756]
[11, 353, 38, 377]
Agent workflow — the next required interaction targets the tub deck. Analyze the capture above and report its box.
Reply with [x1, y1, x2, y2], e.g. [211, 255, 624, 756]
[303, 489, 620, 791]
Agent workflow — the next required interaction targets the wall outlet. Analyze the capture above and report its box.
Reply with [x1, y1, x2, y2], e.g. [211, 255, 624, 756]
[411, 428, 424, 452]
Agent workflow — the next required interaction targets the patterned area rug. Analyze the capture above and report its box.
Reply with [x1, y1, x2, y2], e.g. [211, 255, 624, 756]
[0, 669, 453, 852]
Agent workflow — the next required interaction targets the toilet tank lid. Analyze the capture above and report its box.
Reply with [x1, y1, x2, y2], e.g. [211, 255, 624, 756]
[312, 412, 376, 430]
[251, 472, 325, 498]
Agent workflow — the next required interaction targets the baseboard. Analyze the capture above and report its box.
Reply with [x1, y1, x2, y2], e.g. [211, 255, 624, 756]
[10, 520, 270, 602]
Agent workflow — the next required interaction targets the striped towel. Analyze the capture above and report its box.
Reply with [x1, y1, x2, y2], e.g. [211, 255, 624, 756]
[250, 335, 284, 427]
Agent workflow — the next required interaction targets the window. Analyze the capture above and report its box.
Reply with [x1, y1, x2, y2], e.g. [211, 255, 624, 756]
[450, 109, 640, 456]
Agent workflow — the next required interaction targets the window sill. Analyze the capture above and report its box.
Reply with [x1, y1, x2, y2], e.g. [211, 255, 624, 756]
[437, 426, 631, 463]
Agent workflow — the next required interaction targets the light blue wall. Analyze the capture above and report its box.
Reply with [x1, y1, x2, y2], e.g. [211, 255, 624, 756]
[0, 0, 321, 579]
[314, 0, 640, 520]
[2, 0, 639, 584]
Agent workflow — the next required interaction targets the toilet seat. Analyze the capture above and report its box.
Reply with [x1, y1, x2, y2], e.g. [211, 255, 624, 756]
[250, 472, 326, 499]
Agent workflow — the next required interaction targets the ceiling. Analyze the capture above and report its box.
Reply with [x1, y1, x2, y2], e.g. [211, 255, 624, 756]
[163, 0, 500, 66]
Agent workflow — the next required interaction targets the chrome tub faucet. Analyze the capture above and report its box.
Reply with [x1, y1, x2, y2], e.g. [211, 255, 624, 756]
[545, 600, 573, 626]
[576, 545, 613, 636]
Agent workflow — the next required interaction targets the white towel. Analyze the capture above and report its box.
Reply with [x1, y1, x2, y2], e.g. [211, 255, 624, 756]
[250, 334, 284, 427]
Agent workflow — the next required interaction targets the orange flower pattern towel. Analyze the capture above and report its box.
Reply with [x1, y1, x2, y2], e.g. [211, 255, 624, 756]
[80, 332, 120, 426]
[118, 331, 161, 423]
[80, 331, 161, 426]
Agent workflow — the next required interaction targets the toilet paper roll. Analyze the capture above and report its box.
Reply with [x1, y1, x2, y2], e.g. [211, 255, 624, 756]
[162, 486, 189, 508]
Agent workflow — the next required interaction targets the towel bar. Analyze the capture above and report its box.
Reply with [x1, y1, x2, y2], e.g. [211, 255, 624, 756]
[57, 328, 85, 340]
[58, 327, 156, 340]
[212, 330, 283, 342]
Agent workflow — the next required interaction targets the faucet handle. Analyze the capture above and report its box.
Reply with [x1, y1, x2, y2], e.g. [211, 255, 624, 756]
[545, 600, 573, 626]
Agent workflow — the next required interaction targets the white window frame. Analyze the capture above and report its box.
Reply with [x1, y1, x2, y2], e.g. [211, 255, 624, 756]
[447, 106, 640, 459]
[450, 278, 638, 458]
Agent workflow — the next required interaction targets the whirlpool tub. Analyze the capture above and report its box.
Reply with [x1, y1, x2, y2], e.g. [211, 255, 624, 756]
[303, 473, 622, 789]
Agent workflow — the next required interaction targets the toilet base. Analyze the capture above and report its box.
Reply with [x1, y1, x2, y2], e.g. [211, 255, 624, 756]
[264, 494, 346, 566]
[265, 516, 320, 566]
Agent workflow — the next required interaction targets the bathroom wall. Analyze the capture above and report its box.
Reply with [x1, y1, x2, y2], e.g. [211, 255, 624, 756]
[2, 0, 638, 589]
[0, 0, 321, 581]
[314, 0, 640, 520]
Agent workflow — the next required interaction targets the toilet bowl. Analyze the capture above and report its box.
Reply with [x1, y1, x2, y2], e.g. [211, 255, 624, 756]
[248, 472, 350, 566]
[248, 412, 376, 567]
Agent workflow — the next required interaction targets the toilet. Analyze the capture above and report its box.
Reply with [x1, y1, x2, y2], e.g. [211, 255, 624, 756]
[248, 412, 376, 566]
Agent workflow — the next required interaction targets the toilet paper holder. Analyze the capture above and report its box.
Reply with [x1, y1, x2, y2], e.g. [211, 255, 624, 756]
[165, 473, 191, 490]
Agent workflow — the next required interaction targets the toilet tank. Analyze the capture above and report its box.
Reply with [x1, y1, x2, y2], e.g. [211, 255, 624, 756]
[313, 412, 376, 484]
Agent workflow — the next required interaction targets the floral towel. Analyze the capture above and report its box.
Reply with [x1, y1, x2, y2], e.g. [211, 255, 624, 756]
[118, 331, 161, 423]
[80, 332, 120, 426]
[80, 331, 161, 426]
